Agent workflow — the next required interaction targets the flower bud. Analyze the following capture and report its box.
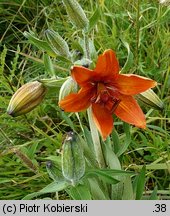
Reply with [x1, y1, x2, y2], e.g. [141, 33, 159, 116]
[59, 76, 77, 101]
[136, 89, 164, 110]
[62, 131, 85, 185]
[62, 0, 89, 29]
[44, 29, 70, 58]
[7, 81, 47, 117]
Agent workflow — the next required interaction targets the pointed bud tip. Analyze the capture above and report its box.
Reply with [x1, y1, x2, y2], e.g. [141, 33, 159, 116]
[7, 109, 14, 117]
[136, 89, 164, 111]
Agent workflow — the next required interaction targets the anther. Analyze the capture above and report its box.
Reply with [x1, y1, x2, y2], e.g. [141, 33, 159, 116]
[110, 99, 121, 113]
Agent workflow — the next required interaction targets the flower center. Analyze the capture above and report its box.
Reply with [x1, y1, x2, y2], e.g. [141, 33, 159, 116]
[97, 83, 110, 103]
[91, 82, 110, 104]
[90, 82, 121, 113]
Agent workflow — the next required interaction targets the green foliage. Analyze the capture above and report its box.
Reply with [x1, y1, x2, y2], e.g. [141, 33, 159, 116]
[133, 166, 146, 200]
[24, 31, 57, 57]
[0, 0, 169, 200]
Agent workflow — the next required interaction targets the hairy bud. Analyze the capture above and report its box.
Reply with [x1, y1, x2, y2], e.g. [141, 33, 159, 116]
[62, 132, 85, 185]
[62, 0, 89, 29]
[45, 29, 70, 58]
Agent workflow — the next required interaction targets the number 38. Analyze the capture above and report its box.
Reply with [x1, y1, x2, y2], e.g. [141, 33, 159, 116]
[154, 204, 166, 212]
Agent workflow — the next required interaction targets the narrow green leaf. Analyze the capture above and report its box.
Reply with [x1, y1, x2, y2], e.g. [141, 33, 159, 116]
[43, 54, 55, 77]
[111, 128, 120, 154]
[116, 123, 131, 157]
[103, 143, 121, 170]
[39, 77, 68, 88]
[86, 168, 134, 176]
[149, 186, 158, 200]
[131, 163, 170, 170]
[88, 7, 100, 32]
[0, 178, 12, 184]
[137, 131, 148, 146]
[147, 125, 168, 134]
[120, 38, 134, 73]
[82, 126, 94, 151]
[85, 169, 120, 185]
[58, 108, 75, 131]
[134, 166, 146, 200]
[24, 31, 57, 57]
[67, 184, 92, 200]
[95, 169, 134, 175]
[111, 181, 124, 200]
[122, 176, 134, 200]
[88, 179, 108, 200]
[22, 181, 69, 200]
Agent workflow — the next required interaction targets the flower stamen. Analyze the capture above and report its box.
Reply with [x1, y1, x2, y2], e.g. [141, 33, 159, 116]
[110, 99, 121, 114]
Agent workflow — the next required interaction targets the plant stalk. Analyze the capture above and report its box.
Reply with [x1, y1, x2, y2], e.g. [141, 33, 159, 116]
[87, 107, 105, 168]
[83, 31, 90, 60]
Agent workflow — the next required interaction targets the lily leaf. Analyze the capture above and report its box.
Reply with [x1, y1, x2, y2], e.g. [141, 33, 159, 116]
[133, 165, 146, 200]
[67, 184, 92, 200]
[120, 38, 134, 73]
[88, 7, 100, 32]
[85, 169, 120, 185]
[22, 181, 69, 200]
[24, 31, 57, 57]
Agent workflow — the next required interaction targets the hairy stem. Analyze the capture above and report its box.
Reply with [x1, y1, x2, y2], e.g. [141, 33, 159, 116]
[87, 107, 105, 168]
[83, 31, 90, 60]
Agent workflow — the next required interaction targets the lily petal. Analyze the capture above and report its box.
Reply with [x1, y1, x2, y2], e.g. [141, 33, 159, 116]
[59, 86, 94, 112]
[71, 66, 94, 87]
[115, 74, 157, 95]
[94, 49, 119, 80]
[114, 95, 146, 128]
[92, 103, 113, 140]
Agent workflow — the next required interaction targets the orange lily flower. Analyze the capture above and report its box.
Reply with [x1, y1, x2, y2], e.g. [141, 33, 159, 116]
[59, 49, 157, 140]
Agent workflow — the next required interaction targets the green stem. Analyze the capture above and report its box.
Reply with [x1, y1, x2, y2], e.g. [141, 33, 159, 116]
[83, 31, 90, 60]
[87, 107, 105, 168]
[83, 29, 105, 168]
